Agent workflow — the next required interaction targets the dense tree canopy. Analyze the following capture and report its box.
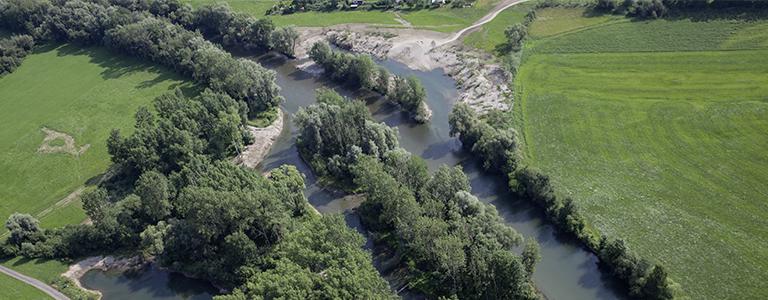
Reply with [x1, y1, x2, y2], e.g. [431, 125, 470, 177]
[295, 91, 539, 299]
[294, 87, 400, 187]
[0, 34, 34, 77]
[389, 74, 428, 123]
[2, 88, 397, 298]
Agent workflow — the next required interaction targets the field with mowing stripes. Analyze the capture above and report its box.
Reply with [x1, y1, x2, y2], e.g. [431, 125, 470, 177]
[0, 44, 200, 234]
[181, 0, 501, 29]
[0, 273, 52, 300]
[517, 8, 768, 300]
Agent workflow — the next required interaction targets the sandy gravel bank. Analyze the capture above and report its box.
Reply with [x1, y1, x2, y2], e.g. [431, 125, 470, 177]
[236, 108, 285, 168]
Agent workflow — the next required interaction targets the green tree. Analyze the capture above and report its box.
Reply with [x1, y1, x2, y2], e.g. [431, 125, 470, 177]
[354, 53, 376, 89]
[80, 188, 110, 221]
[641, 264, 674, 300]
[269, 164, 308, 216]
[505, 23, 527, 52]
[270, 25, 301, 57]
[376, 65, 390, 94]
[5, 213, 40, 242]
[522, 237, 541, 275]
[135, 171, 173, 223]
[389, 74, 428, 122]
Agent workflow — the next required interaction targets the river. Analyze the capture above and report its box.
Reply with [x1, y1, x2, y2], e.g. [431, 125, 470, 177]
[84, 48, 628, 300]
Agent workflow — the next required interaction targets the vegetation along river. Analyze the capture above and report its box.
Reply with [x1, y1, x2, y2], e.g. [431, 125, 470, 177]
[85, 48, 628, 300]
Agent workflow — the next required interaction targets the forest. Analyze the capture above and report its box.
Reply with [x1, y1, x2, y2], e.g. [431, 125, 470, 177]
[294, 88, 542, 299]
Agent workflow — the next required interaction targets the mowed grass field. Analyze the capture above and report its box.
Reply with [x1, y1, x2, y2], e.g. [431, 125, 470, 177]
[0, 43, 200, 234]
[517, 8, 768, 300]
[0, 256, 73, 299]
[0, 273, 52, 300]
[181, 0, 500, 29]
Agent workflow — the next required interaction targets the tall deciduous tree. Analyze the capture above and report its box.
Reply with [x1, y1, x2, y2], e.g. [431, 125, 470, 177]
[5, 213, 40, 242]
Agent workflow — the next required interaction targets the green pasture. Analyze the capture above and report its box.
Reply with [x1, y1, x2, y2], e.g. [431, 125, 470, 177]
[0, 256, 72, 299]
[531, 15, 768, 54]
[0, 43, 200, 234]
[518, 49, 768, 300]
[181, 0, 503, 29]
[0, 273, 52, 300]
[528, 6, 615, 38]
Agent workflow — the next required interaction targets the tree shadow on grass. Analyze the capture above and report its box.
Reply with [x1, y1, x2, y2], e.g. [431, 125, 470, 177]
[49, 43, 202, 95]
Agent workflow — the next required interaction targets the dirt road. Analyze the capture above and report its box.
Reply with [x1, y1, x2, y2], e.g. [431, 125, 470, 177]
[0, 265, 70, 300]
[442, 0, 532, 45]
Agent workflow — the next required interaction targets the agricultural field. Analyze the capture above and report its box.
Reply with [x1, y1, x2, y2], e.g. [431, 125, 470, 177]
[517, 7, 768, 300]
[0, 43, 200, 234]
[181, 0, 501, 29]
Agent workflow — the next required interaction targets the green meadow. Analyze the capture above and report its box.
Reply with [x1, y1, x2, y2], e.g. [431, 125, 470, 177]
[517, 8, 768, 300]
[181, 0, 501, 29]
[0, 273, 52, 300]
[0, 256, 74, 300]
[0, 44, 200, 234]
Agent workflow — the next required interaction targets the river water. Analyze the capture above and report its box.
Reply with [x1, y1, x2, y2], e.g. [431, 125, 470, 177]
[84, 48, 628, 300]
[80, 267, 220, 300]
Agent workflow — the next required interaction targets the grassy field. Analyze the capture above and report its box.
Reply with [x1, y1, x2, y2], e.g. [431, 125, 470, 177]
[517, 9, 768, 300]
[0, 43, 200, 234]
[181, 0, 501, 29]
[0, 273, 52, 299]
[0, 256, 73, 300]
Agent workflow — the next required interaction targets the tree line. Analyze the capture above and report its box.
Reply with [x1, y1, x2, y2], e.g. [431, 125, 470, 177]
[597, 0, 768, 19]
[295, 88, 542, 299]
[309, 40, 430, 122]
[3, 88, 398, 299]
[0, 34, 34, 78]
[0, 0, 302, 117]
[449, 102, 675, 300]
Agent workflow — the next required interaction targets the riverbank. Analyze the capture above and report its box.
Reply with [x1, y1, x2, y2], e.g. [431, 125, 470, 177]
[61, 255, 141, 299]
[63, 255, 231, 299]
[237, 107, 285, 169]
[295, 25, 511, 115]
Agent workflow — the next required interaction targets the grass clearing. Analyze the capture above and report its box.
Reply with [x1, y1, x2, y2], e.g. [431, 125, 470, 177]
[518, 49, 768, 300]
[0, 43, 200, 234]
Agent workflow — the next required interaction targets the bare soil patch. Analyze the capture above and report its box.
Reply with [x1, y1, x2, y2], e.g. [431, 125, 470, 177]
[36, 127, 90, 156]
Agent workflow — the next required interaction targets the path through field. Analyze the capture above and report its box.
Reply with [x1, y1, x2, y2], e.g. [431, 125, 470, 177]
[442, 0, 531, 45]
[0, 266, 70, 300]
